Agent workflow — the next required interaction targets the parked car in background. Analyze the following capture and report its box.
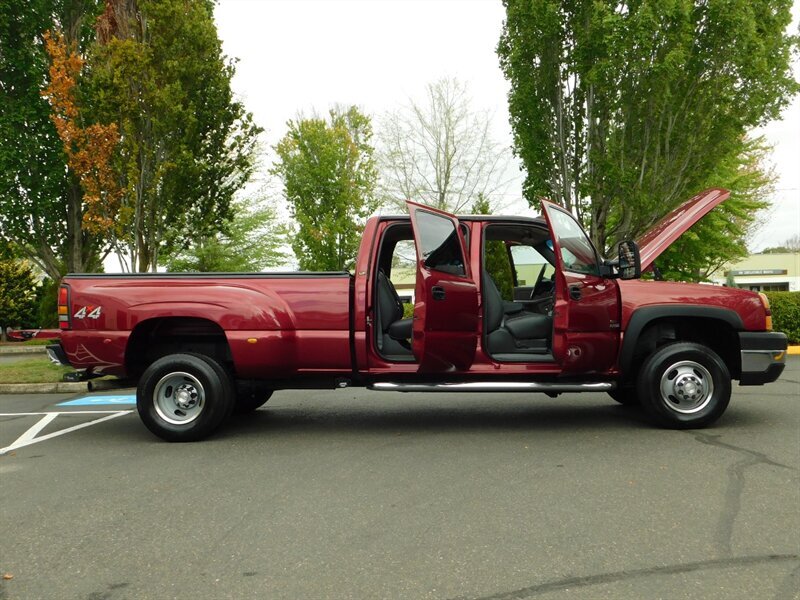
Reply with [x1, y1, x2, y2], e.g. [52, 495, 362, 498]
[5, 328, 61, 342]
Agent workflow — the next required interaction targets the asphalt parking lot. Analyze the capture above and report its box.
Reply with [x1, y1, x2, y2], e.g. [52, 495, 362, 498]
[1, 359, 798, 600]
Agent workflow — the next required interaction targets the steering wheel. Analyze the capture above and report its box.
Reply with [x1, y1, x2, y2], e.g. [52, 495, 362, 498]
[529, 265, 547, 299]
[526, 267, 555, 314]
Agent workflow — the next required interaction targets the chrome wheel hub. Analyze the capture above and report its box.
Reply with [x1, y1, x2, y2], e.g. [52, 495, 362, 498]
[153, 372, 205, 425]
[174, 384, 198, 409]
[659, 360, 714, 414]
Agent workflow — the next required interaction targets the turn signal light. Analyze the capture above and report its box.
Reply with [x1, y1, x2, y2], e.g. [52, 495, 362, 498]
[758, 293, 772, 331]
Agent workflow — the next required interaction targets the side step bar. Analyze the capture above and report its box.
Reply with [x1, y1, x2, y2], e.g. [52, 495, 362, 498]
[369, 381, 615, 393]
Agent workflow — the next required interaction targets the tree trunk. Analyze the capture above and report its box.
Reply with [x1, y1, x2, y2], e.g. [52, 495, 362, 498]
[66, 180, 84, 273]
[26, 241, 62, 282]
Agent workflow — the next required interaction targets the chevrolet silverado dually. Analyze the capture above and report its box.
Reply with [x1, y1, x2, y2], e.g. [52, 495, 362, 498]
[51, 188, 788, 441]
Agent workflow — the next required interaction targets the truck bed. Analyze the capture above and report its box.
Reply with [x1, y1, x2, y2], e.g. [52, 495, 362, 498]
[60, 272, 354, 379]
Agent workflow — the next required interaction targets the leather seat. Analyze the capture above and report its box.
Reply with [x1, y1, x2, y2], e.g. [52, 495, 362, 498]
[482, 271, 552, 355]
[376, 271, 413, 356]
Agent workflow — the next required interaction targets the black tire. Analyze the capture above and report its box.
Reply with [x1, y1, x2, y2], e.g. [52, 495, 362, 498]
[234, 382, 273, 414]
[608, 386, 639, 406]
[636, 342, 731, 429]
[137, 353, 234, 442]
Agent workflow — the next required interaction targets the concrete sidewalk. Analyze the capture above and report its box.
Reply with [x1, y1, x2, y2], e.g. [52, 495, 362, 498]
[0, 345, 48, 355]
[0, 382, 87, 394]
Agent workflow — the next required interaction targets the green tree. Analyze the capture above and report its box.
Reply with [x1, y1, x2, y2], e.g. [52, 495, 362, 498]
[0, 0, 105, 280]
[0, 261, 38, 342]
[87, 0, 261, 272]
[657, 136, 772, 281]
[35, 278, 60, 329]
[0, 239, 15, 261]
[165, 198, 287, 272]
[498, 0, 798, 269]
[272, 106, 379, 271]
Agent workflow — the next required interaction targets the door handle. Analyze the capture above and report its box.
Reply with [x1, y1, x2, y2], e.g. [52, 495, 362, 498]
[569, 285, 582, 301]
[432, 286, 446, 301]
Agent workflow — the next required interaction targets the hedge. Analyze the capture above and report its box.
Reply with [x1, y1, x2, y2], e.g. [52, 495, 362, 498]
[765, 291, 800, 344]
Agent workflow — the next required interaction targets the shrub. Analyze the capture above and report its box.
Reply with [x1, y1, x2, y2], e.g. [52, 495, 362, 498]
[765, 291, 800, 344]
[0, 260, 37, 339]
[402, 302, 414, 320]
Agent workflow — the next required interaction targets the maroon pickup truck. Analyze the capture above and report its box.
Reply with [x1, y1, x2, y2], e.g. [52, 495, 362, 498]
[52, 189, 787, 441]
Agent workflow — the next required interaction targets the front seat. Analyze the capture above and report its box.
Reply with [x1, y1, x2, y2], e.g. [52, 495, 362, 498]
[482, 271, 552, 357]
[376, 271, 413, 356]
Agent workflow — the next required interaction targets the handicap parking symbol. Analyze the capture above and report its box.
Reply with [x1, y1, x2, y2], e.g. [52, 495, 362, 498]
[58, 394, 136, 407]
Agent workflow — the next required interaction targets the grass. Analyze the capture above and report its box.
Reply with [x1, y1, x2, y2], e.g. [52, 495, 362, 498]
[0, 357, 74, 384]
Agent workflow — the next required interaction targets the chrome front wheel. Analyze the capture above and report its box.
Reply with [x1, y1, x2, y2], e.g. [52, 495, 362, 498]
[637, 342, 731, 429]
[658, 360, 714, 414]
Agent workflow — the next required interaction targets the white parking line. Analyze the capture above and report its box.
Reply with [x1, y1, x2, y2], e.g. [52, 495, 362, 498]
[0, 411, 131, 416]
[0, 410, 134, 455]
[13, 412, 58, 446]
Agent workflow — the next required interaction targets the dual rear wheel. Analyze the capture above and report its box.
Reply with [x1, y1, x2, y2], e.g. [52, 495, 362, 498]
[137, 353, 271, 442]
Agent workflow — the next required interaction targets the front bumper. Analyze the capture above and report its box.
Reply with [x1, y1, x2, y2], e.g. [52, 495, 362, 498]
[738, 332, 788, 386]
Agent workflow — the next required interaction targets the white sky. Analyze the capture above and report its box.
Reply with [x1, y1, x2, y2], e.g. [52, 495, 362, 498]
[214, 0, 800, 252]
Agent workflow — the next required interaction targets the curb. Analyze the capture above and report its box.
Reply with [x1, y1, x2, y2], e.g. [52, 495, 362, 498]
[0, 346, 48, 355]
[788, 346, 800, 355]
[0, 382, 87, 394]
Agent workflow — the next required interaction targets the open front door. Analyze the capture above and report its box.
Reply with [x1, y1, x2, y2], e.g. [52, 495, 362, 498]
[407, 202, 479, 372]
[539, 201, 620, 373]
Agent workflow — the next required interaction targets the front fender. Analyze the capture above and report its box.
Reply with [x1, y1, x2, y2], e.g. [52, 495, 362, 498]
[619, 305, 743, 373]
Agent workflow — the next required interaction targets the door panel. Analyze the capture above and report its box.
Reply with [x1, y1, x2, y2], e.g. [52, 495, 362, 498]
[540, 202, 620, 373]
[407, 202, 479, 372]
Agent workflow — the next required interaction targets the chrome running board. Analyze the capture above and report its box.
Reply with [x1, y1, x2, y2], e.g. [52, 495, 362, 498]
[369, 381, 614, 393]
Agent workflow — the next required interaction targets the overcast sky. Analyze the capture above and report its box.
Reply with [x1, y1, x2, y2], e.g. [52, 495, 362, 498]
[214, 0, 800, 252]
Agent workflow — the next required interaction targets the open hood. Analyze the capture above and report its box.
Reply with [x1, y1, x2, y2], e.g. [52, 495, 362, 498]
[636, 188, 730, 271]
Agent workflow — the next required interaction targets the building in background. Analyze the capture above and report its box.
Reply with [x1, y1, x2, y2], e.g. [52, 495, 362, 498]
[710, 252, 800, 292]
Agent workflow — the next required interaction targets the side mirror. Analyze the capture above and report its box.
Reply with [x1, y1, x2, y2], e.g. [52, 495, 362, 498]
[618, 240, 641, 280]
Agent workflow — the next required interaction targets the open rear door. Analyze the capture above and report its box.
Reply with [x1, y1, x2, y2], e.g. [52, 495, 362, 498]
[407, 202, 479, 372]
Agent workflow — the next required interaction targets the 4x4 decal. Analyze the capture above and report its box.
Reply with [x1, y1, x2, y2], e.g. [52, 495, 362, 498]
[73, 306, 102, 320]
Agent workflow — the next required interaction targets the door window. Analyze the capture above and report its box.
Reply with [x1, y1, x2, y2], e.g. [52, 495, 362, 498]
[415, 210, 466, 276]
[547, 208, 599, 275]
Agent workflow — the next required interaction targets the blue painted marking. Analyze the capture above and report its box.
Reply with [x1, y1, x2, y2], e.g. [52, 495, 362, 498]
[58, 394, 136, 406]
